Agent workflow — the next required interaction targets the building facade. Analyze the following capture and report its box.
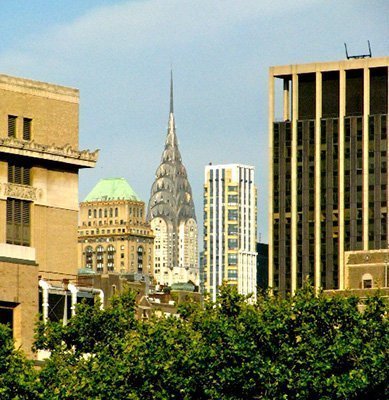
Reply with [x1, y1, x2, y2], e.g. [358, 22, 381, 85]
[147, 75, 198, 287]
[268, 57, 388, 295]
[203, 164, 257, 301]
[0, 73, 97, 356]
[78, 178, 154, 276]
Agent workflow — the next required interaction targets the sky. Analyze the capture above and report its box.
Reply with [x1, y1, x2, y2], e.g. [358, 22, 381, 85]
[0, 0, 387, 245]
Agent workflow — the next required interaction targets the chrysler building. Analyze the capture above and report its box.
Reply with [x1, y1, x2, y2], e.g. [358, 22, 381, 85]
[147, 74, 199, 286]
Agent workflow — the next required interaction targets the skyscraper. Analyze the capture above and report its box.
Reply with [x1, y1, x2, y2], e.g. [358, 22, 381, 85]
[147, 74, 198, 286]
[269, 56, 388, 295]
[203, 164, 257, 301]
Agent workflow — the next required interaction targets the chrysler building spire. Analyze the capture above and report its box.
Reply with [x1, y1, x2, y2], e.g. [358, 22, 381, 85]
[170, 70, 174, 114]
[147, 73, 198, 287]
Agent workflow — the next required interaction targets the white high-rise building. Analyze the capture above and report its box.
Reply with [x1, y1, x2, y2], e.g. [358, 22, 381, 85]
[203, 164, 257, 301]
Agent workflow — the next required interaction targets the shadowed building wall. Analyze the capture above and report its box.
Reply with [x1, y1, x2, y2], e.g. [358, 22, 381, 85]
[268, 57, 388, 295]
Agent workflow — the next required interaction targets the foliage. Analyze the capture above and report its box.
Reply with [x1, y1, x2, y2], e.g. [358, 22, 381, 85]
[0, 324, 38, 399]
[1, 285, 388, 399]
[33, 289, 136, 356]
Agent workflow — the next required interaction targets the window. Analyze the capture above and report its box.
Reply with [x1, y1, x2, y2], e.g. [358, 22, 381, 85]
[23, 118, 32, 140]
[6, 199, 30, 246]
[85, 246, 93, 269]
[8, 115, 17, 137]
[228, 239, 238, 249]
[228, 209, 238, 221]
[137, 246, 144, 271]
[228, 195, 238, 204]
[107, 245, 115, 271]
[362, 273, 373, 289]
[8, 163, 31, 185]
[115, 208, 118, 217]
[228, 253, 237, 266]
[228, 270, 238, 280]
[96, 245, 104, 272]
[228, 224, 238, 235]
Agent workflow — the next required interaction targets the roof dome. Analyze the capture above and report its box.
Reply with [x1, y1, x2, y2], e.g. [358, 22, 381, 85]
[83, 178, 140, 202]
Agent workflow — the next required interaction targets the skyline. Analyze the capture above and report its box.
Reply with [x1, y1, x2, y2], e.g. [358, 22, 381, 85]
[0, 0, 388, 244]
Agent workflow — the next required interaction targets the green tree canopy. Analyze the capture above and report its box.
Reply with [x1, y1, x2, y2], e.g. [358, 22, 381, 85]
[0, 324, 38, 399]
[1, 284, 388, 399]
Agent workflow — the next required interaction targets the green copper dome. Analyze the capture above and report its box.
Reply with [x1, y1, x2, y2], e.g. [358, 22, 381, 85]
[83, 178, 140, 202]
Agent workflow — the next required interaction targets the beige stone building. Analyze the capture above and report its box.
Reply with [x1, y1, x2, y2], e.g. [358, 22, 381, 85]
[0, 74, 97, 357]
[78, 178, 154, 277]
[345, 249, 389, 290]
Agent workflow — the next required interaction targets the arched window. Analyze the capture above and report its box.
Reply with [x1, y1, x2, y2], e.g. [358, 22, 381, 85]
[362, 273, 373, 289]
[99, 209, 102, 218]
[104, 209, 108, 218]
[115, 207, 118, 217]
[88, 209, 92, 218]
[96, 245, 104, 272]
[107, 245, 115, 272]
[93, 209, 97, 218]
[137, 246, 144, 272]
[109, 208, 113, 217]
[85, 246, 93, 269]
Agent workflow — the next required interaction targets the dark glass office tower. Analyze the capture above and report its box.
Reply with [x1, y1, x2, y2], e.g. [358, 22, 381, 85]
[269, 58, 388, 295]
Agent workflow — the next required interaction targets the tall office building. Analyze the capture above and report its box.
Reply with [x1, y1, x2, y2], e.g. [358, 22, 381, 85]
[203, 164, 257, 301]
[269, 57, 388, 295]
[147, 75, 199, 286]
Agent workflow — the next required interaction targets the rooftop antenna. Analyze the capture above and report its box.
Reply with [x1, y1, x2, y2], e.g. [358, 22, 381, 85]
[344, 40, 372, 59]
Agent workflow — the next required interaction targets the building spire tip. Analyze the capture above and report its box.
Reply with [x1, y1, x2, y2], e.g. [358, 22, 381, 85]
[170, 70, 174, 114]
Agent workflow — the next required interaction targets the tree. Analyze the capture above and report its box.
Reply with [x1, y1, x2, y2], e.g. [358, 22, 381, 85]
[0, 324, 38, 400]
[33, 284, 388, 399]
[1, 284, 387, 398]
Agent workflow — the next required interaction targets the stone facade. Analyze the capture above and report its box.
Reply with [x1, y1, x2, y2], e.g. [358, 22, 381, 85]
[78, 178, 154, 277]
[345, 249, 389, 289]
[0, 74, 97, 357]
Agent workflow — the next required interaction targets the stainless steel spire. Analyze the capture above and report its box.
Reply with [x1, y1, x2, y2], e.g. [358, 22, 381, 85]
[147, 73, 196, 223]
[147, 74, 198, 286]
[170, 70, 174, 114]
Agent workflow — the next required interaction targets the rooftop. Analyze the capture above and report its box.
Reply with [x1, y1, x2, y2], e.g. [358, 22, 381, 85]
[83, 178, 141, 202]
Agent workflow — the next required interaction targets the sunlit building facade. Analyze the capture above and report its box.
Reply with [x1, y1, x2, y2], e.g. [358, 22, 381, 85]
[0, 73, 97, 356]
[78, 178, 154, 276]
[203, 164, 257, 301]
[269, 57, 388, 295]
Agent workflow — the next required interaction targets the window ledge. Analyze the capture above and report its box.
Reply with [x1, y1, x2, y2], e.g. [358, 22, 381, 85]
[0, 243, 36, 265]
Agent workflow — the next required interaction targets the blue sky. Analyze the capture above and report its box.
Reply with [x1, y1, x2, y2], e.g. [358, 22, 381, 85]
[0, 0, 387, 244]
